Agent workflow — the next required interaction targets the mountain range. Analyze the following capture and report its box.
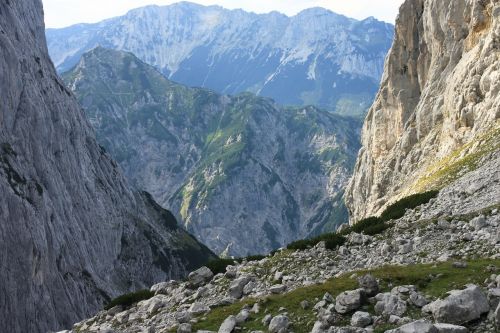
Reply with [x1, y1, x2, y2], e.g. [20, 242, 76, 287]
[63, 47, 361, 256]
[46, 2, 394, 116]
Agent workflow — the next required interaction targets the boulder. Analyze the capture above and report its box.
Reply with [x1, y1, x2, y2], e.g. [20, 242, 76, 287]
[424, 285, 489, 324]
[188, 267, 214, 287]
[335, 289, 365, 314]
[350, 311, 372, 327]
[268, 315, 289, 333]
[374, 293, 407, 316]
[357, 274, 379, 296]
[177, 323, 192, 333]
[495, 302, 500, 326]
[269, 284, 287, 294]
[409, 291, 428, 307]
[386, 320, 437, 333]
[433, 323, 468, 333]
[218, 315, 236, 333]
[470, 215, 487, 230]
[235, 309, 250, 324]
[228, 276, 251, 299]
[188, 302, 210, 315]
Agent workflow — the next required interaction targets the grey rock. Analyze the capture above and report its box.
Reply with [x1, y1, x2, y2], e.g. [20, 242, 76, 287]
[335, 289, 365, 314]
[235, 310, 250, 324]
[350, 311, 372, 327]
[189, 302, 210, 315]
[409, 291, 428, 308]
[495, 302, 500, 325]
[262, 314, 272, 326]
[178, 323, 192, 333]
[228, 277, 251, 299]
[358, 274, 379, 296]
[470, 215, 487, 230]
[268, 315, 289, 333]
[425, 285, 490, 324]
[433, 323, 468, 333]
[218, 315, 236, 333]
[269, 284, 287, 294]
[387, 320, 437, 333]
[188, 267, 214, 288]
[0, 2, 214, 333]
[374, 293, 407, 317]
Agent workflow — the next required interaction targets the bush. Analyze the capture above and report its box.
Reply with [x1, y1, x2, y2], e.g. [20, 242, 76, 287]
[244, 254, 266, 262]
[205, 258, 236, 275]
[104, 289, 154, 310]
[287, 232, 346, 251]
[380, 190, 439, 221]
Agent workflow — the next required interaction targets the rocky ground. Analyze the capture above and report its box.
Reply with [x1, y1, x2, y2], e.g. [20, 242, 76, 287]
[65, 191, 499, 333]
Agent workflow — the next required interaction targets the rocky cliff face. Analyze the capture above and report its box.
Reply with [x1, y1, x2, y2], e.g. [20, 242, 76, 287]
[46, 2, 394, 116]
[0, 2, 214, 332]
[63, 47, 361, 257]
[346, 0, 500, 222]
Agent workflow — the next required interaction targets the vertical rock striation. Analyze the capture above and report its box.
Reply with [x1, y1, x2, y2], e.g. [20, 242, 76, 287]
[346, 0, 500, 222]
[0, 1, 214, 332]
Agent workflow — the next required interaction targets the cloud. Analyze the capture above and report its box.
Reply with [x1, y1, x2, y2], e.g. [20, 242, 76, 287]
[42, 0, 405, 28]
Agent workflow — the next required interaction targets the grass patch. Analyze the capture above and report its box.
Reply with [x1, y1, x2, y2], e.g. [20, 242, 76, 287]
[206, 255, 269, 275]
[192, 259, 499, 333]
[104, 289, 154, 310]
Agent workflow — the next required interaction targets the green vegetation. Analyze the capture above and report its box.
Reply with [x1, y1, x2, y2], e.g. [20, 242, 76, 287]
[206, 255, 268, 275]
[380, 190, 439, 221]
[287, 190, 439, 250]
[104, 289, 154, 310]
[191, 259, 499, 333]
[287, 233, 346, 251]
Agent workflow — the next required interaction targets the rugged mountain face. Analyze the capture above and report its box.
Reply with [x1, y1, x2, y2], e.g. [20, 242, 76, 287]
[0, 2, 214, 333]
[46, 2, 394, 116]
[346, 0, 500, 222]
[63, 47, 361, 257]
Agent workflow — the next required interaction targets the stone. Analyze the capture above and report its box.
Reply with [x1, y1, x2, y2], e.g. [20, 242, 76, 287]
[452, 262, 468, 269]
[189, 302, 210, 315]
[409, 291, 428, 308]
[433, 323, 468, 333]
[268, 315, 289, 333]
[350, 311, 372, 327]
[218, 315, 236, 333]
[425, 285, 489, 324]
[470, 215, 487, 230]
[235, 309, 250, 324]
[335, 289, 365, 314]
[387, 320, 437, 333]
[300, 300, 310, 309]
[228, 276, 251, 299]
[175, 311, 192, 324]
[262, 314, 272, 326]
[188, 267, 214, 287]
[323, 292, 335, 303]
[374, 293, 407, 316]
[269, 284, 287, 294]
[177, 323, 192, 333]
[495, 302, 500, 326]
[358, 274, 379, 296]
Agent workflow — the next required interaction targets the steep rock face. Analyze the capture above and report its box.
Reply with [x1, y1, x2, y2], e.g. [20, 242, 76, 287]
[63, 47, 361, 256]
[46, 2, 394, 116]
[0, 2, 214, 333]
[346, 0, 500, 221]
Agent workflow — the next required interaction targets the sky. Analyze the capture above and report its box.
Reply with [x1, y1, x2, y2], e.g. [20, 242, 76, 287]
[42, 0, 405, 28]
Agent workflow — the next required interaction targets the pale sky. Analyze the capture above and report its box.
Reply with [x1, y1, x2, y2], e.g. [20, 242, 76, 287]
[42, 0, 405, 28]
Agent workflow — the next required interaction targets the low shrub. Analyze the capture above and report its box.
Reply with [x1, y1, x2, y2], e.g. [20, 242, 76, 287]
[206, 258, 236, 275]
[104, 289, 154, 310]
[380, 190, 439, 221]
[287, 232, 346, 251]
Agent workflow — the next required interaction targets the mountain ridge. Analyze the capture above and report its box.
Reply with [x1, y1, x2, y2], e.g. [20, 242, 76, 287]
[63, 46, 361, 256]
[46, 1, 394, 116]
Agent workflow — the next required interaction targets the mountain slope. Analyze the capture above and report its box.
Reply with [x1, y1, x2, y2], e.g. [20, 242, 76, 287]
[46, 2, 394, 116]
[0, 2, 214, 332]
[63, 47, 361, 256]
[346, 0, 500, 221]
